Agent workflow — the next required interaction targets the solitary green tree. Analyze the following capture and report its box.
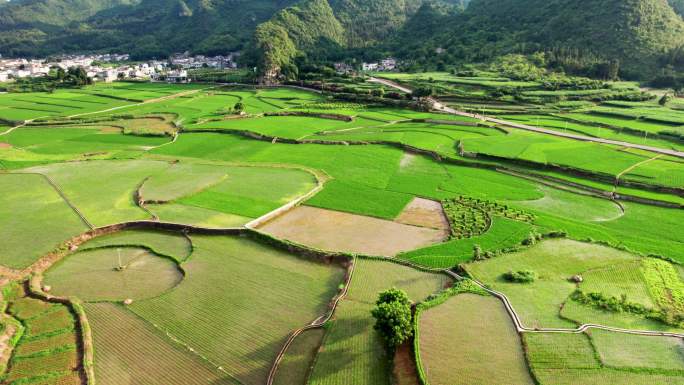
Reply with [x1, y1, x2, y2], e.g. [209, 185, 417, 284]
[473, 244, 483, 260]
[413, 86, 434, 98]
[371, 288, 413, 353]
[234, 102, 245, 114]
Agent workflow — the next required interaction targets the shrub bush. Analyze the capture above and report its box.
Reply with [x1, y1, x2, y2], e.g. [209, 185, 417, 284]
[502, 270, 538, 283]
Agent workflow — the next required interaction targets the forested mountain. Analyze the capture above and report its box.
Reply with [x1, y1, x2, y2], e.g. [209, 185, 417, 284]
[0, 0, 137, 29]
[251, 0, 344, 79]
[0, 0, 301, 58]
[1, 0, 684, 82]
[429, 0, 684, 77]
[0, 0, 460, 59]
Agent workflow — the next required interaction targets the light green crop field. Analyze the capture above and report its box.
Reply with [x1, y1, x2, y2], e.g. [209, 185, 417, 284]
[514, 186, 623, 222]
[44, 247, 183, 301]
[374, 71, 541, 88]
[176, 166, 317, 218]
[579, 261, 654, 307]
[462, 129, 652, 177]
[0, 173, 88, 269]
[84, 302, 232, 385]
[79, 229, 192, 262]
[136, 161, 317, 223]
[138, 162, 227, 202]
[188, 115, 364, 139]
[418, 293, 534, 385]
[0, 90, 132, 121]
[146, 202, 252, 228]
[465, 239, 642, 328]
[590, 329, 684, 370]
[23, 159, 169, 226]
[308, 258, 449, 385]
[502, 114, 684, 151]
[128, 235, 346, 385]
[524, 332, 600, 372]
[525, 330, 684, 384]
[3, 126, 169, 155]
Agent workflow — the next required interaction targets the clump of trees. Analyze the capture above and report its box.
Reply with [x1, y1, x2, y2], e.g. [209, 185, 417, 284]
[5, 66, 92, 93]
[522, 230, 543, 246]
[371, 288, 413, 354]
[502, 270, 538, 283]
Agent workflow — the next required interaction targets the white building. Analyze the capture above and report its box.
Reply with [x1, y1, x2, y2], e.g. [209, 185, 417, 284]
[362, 62, 379, 71]
[0, 72, 8, 82]
[97, 69, 118, 83]
[166, 70, 189, 83]
[380, 58, 397, 71]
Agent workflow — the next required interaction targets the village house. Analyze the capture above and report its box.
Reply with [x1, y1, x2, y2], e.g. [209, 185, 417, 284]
[97, 69, 119, 83]
[380, 57, 397, 71]
[334, 62, 353, 74]
[362, 62, 379, 71]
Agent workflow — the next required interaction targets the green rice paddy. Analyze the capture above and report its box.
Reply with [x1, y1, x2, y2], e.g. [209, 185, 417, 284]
[1, 80, 683, 385]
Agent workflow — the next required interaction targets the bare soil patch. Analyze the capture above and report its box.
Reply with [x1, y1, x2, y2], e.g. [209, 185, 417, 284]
[393, 342, 420, 385]
[99, 126, 123, 134]
[123, 116, 177, 136]
[396, 197, 449, 231]
[0, 142, 11, 148]
[259, 206, 447, 256]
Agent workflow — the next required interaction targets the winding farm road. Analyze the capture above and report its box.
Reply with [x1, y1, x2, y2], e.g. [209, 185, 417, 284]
[369, 77, 684, 159]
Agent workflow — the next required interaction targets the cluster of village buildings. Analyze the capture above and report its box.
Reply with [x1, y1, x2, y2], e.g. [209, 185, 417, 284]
[0, 51, 398, 84]
[0, 52, 238, 84]
[334, 58, 398, 74]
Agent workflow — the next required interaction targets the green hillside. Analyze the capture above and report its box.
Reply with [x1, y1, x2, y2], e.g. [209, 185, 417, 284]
[420, 0, 684, 77]
[1, 0, 684, 81]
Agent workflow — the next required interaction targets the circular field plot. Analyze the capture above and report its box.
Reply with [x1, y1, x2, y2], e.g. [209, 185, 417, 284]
[44, 247, 183, 302]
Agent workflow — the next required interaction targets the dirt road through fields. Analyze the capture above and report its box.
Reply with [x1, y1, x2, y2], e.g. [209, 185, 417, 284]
[370, 77, 684, 159]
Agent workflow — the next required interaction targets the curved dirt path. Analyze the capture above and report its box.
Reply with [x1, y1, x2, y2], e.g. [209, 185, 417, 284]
[369, 77, 684, 159]
[67, 86, 215, 119]
[446, 269, 684, 338]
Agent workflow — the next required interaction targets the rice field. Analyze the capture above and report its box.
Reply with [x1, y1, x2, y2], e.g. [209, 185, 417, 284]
[22, 159, 169, 226]
[465, 239, 641, 328]
[417, 294, 534, 385]
[84, 302, 232, 385]
[79, 229, 192, 263]
[44, 247, 183, 301]
[2, 80, 684, 385]
[128, 235, 346, 385]
[526, 330, 684, 384]
[0, 173, 88, 269]
[272, 328, 326, 385]
[4, 285, 81, 384]
[308, 258, 450, 385]
[399, 217, 533, 268]
[590, 329, 684, 370]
